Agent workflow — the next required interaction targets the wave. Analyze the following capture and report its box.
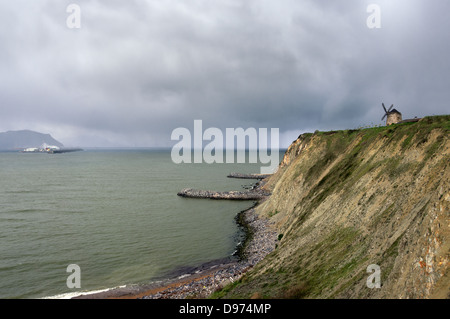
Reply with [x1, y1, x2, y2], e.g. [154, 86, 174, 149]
[41, 286, 126, 299]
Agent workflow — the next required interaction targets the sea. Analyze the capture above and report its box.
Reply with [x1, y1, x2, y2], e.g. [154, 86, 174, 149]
[0, 149, 280, 299]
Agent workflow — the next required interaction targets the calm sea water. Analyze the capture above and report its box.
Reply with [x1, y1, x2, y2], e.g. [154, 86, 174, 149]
[0, 149, 277, 299]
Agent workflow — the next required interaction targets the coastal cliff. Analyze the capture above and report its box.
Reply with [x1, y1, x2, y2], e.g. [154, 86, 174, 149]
[214, 115, 449, 299]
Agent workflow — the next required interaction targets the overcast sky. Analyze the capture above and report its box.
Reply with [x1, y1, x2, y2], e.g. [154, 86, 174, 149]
[0, 0, 449, 148]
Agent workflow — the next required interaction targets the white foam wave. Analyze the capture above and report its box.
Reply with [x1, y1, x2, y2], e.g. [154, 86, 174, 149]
[41, 286, 126, 299]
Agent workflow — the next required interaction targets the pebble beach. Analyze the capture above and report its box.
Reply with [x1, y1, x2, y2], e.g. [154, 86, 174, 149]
[139, 207, 278, 299]
[74, 205, 277, 299]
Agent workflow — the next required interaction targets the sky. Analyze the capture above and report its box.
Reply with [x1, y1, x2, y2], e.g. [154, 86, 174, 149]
[0, 0, 449, 148]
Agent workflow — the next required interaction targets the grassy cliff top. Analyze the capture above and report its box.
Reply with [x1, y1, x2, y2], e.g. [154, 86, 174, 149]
[213, 114, 449, 299]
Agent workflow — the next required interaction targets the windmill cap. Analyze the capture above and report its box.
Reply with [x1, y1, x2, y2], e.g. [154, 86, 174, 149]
[389, 108, 401, 114]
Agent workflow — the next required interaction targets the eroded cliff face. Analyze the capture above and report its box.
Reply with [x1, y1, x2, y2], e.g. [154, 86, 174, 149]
[223, 115, 449, 299]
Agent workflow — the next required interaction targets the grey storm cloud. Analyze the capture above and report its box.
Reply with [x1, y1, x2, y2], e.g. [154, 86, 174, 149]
[0, 0, 449, 147]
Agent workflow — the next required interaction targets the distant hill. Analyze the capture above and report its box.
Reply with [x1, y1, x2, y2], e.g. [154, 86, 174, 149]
[0, 130, 64, 150]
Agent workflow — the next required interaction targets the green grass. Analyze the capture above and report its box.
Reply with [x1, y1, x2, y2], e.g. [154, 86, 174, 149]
[289, 227, 368, 298]
[209, 279, 242, 299]
[370, 203, 396, 229]
[425, 134, 445, 160]
[212, 115, 449, 299]
[268, 210, 280, 217]
[401, 134, 414, 150]
[298, 116, 449, 215]
[214, 227, 368, 299]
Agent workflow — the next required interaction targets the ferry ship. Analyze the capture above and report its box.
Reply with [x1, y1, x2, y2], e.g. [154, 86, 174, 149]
[21, 143, 82, 154]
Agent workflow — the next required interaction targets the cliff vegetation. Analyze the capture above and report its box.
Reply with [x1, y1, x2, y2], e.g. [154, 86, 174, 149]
[214, 115, 449, 299]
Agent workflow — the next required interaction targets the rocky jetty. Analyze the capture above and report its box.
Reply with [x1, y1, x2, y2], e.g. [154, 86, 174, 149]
[177, 188, 270, 200]
[227, 173, 272, 179]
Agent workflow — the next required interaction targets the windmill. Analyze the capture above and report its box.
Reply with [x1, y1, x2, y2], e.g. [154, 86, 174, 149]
[381, 103, 402, 125]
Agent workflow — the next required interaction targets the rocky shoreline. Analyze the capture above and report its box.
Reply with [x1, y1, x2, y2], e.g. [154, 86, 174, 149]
[72, 206, 277, 300]
[139, 207, 278, 299]
[135, 177, 278, 299]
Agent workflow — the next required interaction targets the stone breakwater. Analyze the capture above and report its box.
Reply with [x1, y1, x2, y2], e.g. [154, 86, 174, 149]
[177, 188, 271, 200]
[227, 173, 272, 179]
[141, 208, 278, 299]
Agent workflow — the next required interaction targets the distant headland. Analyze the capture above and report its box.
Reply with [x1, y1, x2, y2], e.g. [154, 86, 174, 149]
[0, 130, 82, 153]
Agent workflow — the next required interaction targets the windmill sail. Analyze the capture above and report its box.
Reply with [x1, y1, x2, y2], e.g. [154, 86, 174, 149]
[382, 103, 388, 120]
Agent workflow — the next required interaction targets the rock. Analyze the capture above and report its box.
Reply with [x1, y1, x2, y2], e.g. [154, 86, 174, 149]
[227, 173, 272, 179]
[177, 188, 270, 200]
